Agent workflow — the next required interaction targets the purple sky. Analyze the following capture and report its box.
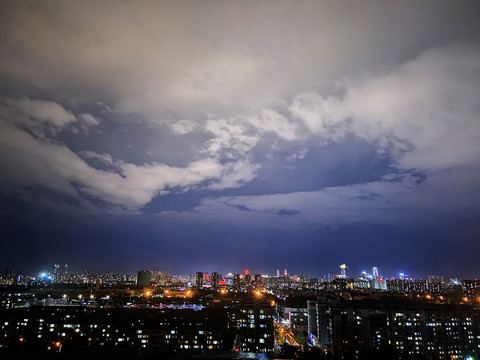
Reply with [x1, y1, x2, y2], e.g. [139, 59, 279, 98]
[1, 0, 480, 278]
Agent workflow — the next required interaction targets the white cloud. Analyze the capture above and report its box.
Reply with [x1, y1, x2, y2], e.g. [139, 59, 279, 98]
[170, 119, 196, 135]
[3, 97, 76, 133]
[289, 45, 480, 172]
[3, 1, 477, 118]
[0, 103, 265, 212]
[208, 158, 261, 190]
[79, 113, 100, 126]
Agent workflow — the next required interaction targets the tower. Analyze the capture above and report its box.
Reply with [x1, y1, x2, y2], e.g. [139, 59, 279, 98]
[372, 267, 379, 278]
[53, 264, 60, 283]
[340, 264, 347, 278]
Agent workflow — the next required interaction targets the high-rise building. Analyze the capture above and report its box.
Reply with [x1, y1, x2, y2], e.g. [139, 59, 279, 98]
[427, 274, 445, 283]
[236, 299, 275, 353]
[254, 274, 263, 289]
[195, 272, 204, 288]
[233, 273, 241, 291]
[203, 272, 210, 283]
[372, 267, 379, 278]
[211, 272, 220, 289]
[137, 270, 152, 286]
[63, 263, 69, 282]
[53, 264, 60, 283]
[339, 264, 347, 279]
[244, 274, 252, 289]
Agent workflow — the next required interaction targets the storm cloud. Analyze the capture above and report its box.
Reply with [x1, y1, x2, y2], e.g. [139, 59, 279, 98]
[1, 0, 480, 276]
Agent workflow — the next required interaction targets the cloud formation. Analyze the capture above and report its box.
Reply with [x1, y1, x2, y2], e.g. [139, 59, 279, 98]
[0, 1, 479, 226]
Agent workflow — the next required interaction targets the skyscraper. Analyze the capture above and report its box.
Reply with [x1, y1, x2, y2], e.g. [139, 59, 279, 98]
[211, 272, 220, 289]
[372, 266, 379, 278]
[233, 273, 241, 291]
[195, 272, 204, 288]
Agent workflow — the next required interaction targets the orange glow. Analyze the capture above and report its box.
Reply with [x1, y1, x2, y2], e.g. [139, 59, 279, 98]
[270, 300, 275, 307]
[145, 291, 151, 296]
[220, 289, 226, 294]
[255, 290, 261, 296]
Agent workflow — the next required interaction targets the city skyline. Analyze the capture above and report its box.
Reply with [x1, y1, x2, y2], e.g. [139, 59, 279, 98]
[2, 262, 472, 283]
[1, 1, 480, 277]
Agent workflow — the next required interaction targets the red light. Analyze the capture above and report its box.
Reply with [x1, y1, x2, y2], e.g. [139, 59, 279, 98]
[244, 269, 249, 275]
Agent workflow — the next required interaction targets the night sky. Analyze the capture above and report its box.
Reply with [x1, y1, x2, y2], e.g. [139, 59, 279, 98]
[1, 1, 480, 279]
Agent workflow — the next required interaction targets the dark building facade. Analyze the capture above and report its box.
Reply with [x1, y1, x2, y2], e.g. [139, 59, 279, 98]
[235, 299, 275, 353]
[0, 307, 234, 352]
[195, 272, 203, 289]
[308, 298, 480, 359]
[136, 270, 152, 286]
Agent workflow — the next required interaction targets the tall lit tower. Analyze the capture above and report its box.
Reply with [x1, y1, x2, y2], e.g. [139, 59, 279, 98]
[372, 267, 379, 278]
[53, 264, 60, 283]
[340, 264, 348, 278]
[63, 263, 69, 282]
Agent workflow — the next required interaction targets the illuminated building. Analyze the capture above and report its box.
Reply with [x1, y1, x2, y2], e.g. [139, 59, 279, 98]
[372, 266, 379, 278]
[370, 278, 387, 290]
[427, 274, 445, 283]
[0, 307, 231, 351]
[233, 274, 241, 291]
[53, 264, 60, 283]
[203, 272, 210, 283]
[211, 272, 220, 289]
[462, 279, 480, 299]
[243, 274, 252, 289]
[254, 274, 263, 289]
[236, 299, 274, 353]
[308, 298, 480, 359]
